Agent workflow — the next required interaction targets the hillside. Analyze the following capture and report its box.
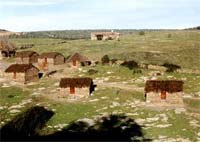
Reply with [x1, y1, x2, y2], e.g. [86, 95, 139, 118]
[0, 30, 200, 141]
[0, 29, 21, 37]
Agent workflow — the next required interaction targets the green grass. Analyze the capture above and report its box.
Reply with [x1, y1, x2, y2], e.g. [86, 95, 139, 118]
[10, 30, 200, 70]
[1, 30, 199, 140]
[0, 87, 30, 106]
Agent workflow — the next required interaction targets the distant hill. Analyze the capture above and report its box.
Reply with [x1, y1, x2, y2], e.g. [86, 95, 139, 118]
[0, 29, 21, 37]
[185, 26, 200, 30]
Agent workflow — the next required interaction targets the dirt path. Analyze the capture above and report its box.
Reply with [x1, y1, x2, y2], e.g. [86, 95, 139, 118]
[95, 81, 144, 92]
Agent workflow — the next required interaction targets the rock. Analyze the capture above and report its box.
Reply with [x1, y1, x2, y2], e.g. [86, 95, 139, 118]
[174, 108, 186, 114]
[47, 125, 53, 128]
[52, 109, 56, 112]
[146, 117, 159, 122]
[155, 124, 172, 128]
[103, 77, 109, 81]
[89, 99, 99, 102]
[126, 112, 139, 116]
[54, 82, 59, 86]
[38, 87, 45, 91]
[9, 105, 24, 110]
[135, 118, 146, 125]
[78, 118, 95, 126]
[112, 101, 120, 107]
[20, 99, 32, 105]
[107, 71, 112, 74]
[100, 96, 108, 99]
[0, 106, 6, 110]
[31, 92, 41, 96]
[9, 109, 21, 113]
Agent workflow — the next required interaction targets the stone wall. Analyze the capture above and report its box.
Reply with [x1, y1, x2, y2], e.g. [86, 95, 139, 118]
[146, 92, 183, 104]
[60, 87, 90, 98]
[25, 67, 39, 83]
[5, 72, 25, 83]
[54, 55, 65, 65]
[16, 57, 30, 64]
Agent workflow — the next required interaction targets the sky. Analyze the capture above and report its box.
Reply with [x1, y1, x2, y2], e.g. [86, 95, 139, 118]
[0, 0, 199, 32]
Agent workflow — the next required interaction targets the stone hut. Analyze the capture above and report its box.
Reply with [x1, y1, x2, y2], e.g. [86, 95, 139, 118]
[0, 39, 16, 57]
[91, 32, 120, 40]
[5, 64, 39, 84]
[145, 80, 184, 104]
[59, 77, 94, 97]
[16, 51, 39, 64]
[67, 53, 91, 68]
[38, 52, 65, 70]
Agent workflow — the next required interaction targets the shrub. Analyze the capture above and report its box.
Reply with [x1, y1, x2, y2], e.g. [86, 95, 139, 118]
[101, 55, 110, 65]
[120, 60, 139, 70]
[139, 31, 145, 36]
[88, 69, 98, 75]
[167, 33, 172, 38]
[132, 69, 142, 74]
[163, 63, 181, 72]
[110, 58, 118, 64]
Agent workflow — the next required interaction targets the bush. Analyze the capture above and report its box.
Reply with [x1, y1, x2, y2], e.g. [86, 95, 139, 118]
[110, 58, 118, 64]
[139, 31, 145, 36]
[167, 33, 172, 38]
[132, 69, 142, 74]
[88, 69, 98, 75]
[120, 60, 139, 70]
[163, 63, 181, 72]
[101, 55, 110, 65]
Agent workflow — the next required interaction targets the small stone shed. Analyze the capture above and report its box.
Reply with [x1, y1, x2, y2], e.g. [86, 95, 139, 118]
[67, 53, 91, 68]
[0, 39, 16, 57]
[16, 51, 39, 64]
[91, 32, 120, 40]
[5, 64, 39, 84]
[59, 77, 94, 97]
[145, 80, 184, 104]
[38, 52, 65, 69]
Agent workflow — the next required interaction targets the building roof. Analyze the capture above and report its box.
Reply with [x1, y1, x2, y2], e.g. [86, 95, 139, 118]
[59, 77, 93, 88]
[145, 80, 184, 93]
[16, 51, 38, 58]
[91, 32, 120, 36]
[0, 39, 16, 51]
[68, 53, 90, 62]
[38, 52, 63, 59]
[5, 64, 39, 73]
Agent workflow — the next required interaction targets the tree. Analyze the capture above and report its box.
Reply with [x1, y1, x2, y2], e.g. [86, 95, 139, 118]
[101, 55, 110, 65]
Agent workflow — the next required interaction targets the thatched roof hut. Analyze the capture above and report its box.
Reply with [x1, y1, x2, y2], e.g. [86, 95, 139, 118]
[16, 51, 39, 64]
[68, 53, 90, 62]
[5, 64, 38, 73]
[59, 77, 94, 97]
[145, 80, 184, 93]
[38, 52, 65, 66]
[16, 51, 38, 58]
[60, 77, 92, 88]
[38, 52, 63, 59]
[67, 53, 90, 67]
[0, 39, 16, 57]
[5, 64, 39, 84]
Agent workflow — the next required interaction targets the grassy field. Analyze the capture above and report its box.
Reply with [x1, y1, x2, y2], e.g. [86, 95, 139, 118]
[1, 30, 200, 141]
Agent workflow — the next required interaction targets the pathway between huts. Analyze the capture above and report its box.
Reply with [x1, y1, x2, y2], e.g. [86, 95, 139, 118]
[94, 80, 144, 92]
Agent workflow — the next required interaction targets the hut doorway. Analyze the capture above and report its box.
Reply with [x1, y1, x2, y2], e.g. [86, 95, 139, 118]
[161, 91, 166, 100]
[44, 58, 47, 63]
[70, 87, 75, 94]
[96, 35, 103, 40]
[72, 60, 76, 66]
[13, 72, 16, 79]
